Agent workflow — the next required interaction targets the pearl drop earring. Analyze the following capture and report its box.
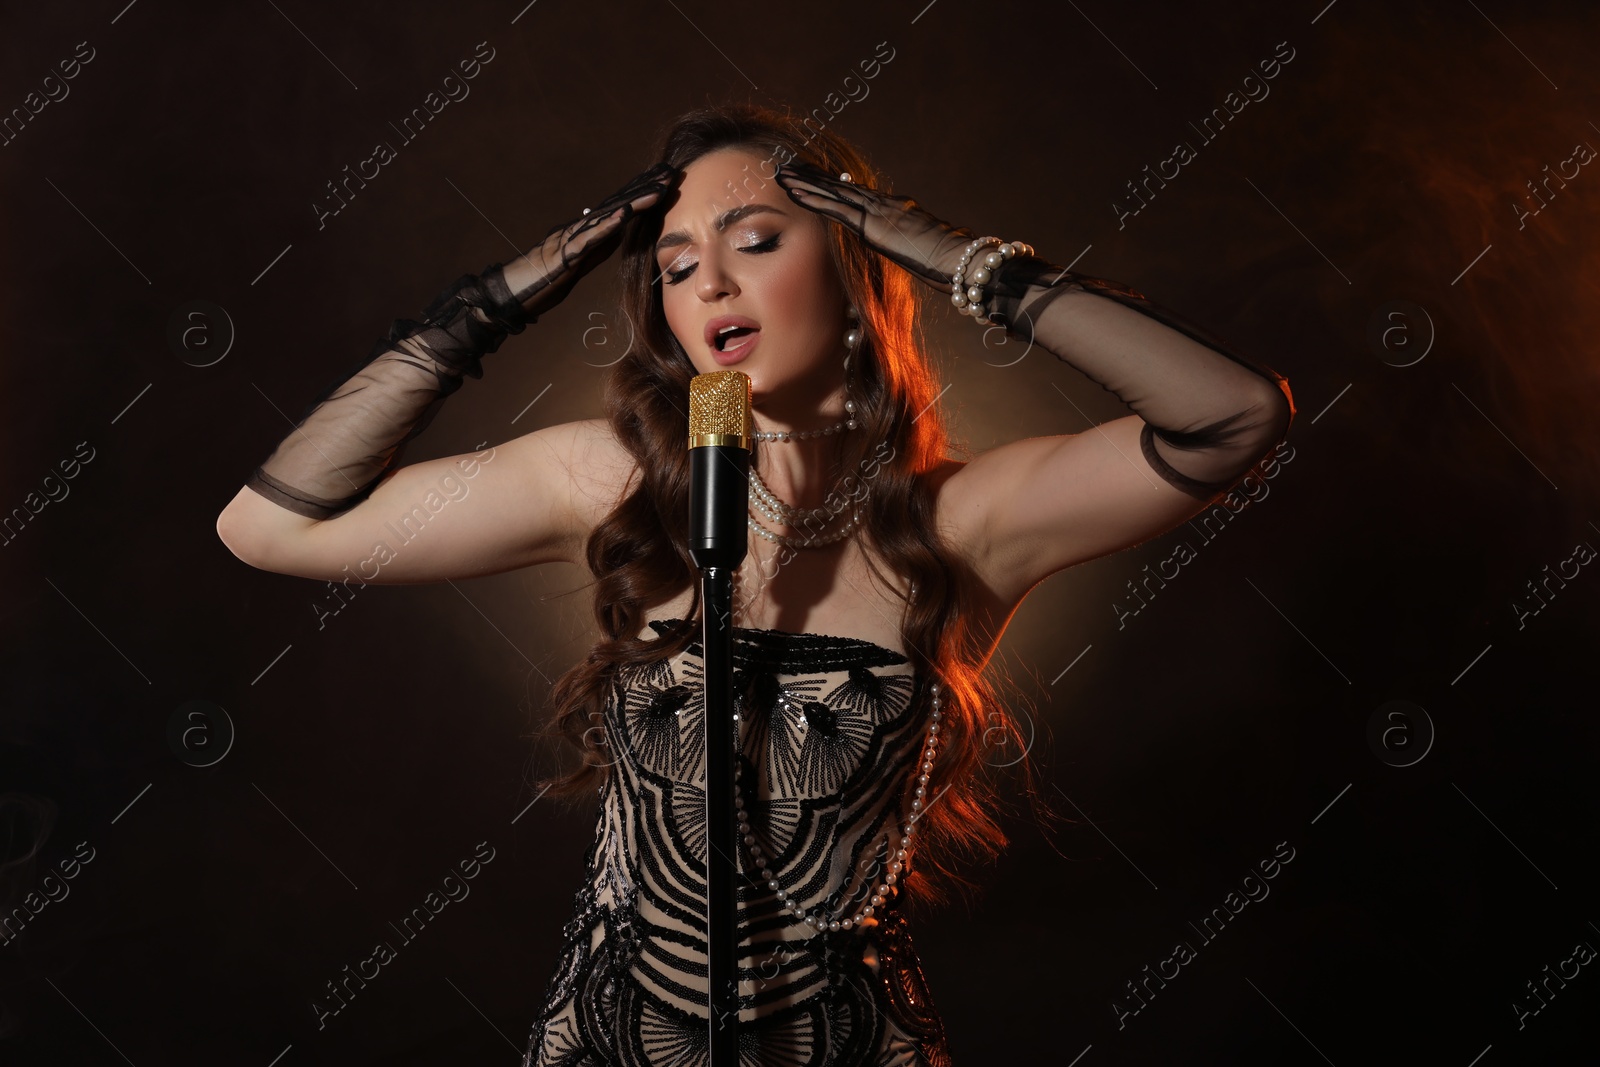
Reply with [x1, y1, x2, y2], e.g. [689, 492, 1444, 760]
[843, 306, 861, 429]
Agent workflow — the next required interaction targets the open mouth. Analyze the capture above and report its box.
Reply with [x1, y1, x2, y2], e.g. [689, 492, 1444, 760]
[715, 326, 759, 351]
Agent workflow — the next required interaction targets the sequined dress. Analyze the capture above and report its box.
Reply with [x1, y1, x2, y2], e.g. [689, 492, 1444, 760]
[522, 618, 952, 1066]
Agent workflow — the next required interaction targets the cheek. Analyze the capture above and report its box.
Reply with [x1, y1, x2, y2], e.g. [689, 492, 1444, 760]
[764, 243, 835, 324]
[663, 295, 714, 372]
[661, 293, 695, 353]
[788, 260, 844, 343]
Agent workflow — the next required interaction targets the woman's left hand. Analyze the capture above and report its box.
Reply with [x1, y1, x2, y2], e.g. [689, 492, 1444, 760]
[772, 160, 984, 293]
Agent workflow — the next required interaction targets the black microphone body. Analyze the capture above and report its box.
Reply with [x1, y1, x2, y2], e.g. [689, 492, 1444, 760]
[686, 370, 752, 1063]
[688, 443, 751, 570]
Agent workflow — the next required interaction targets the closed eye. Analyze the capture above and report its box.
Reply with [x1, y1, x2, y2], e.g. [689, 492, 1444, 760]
[663, 235, 782, 286]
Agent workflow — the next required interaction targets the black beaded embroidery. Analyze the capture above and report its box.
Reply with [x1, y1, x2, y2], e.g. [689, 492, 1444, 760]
[522, 619, 953, 1067]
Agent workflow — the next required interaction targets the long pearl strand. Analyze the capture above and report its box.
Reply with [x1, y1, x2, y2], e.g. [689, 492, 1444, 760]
[733, 680, 942, 935]
[746, 509, 865, 549]
[748, 466, 837, 526]
[746, 464, 868, 549]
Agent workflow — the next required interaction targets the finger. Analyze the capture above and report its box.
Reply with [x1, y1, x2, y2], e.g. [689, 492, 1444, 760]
[608, 187, 670, 226]
[777, 181, 830, 209]
[774, 158, 842, 185]
[777, 168, 890, 225]
[582, 186, 667, 236]
[587, 166, 678, 220]
[628, 187, 667, 212]
[773, 174, 855, 218]
[637, 160, 680, 186]
[773, 162, 843, 195]
[773, 176, 841, 206]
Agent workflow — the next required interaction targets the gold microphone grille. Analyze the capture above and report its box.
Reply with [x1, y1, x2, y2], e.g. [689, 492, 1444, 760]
[687, 371, 753, 448]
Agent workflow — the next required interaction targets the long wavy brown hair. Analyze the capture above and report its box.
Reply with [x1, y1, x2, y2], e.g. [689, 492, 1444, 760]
[532, 101, 1044, 912]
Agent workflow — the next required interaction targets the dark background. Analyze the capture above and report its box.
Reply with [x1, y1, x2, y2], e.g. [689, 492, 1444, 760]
[2, 0, 1597, 1063]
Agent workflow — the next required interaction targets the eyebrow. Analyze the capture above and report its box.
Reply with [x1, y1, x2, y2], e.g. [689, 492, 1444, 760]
[654, 204, 790, 255]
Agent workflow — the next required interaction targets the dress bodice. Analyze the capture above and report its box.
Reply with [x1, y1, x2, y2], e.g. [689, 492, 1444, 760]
[595, 618, 926, 980]
[525, 618, 952, 1065]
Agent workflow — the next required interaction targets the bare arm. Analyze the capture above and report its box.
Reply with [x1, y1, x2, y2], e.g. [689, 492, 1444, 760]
[216, 418, 626, 583]
[941, 413, 1285, 610]
[943, 279, 1293, 604]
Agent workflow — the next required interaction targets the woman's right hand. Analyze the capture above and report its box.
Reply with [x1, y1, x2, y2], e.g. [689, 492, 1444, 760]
[500, 161, 679, 323]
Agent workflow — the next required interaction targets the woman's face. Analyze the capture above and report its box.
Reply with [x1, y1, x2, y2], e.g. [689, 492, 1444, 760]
[654, 147, 851, 413]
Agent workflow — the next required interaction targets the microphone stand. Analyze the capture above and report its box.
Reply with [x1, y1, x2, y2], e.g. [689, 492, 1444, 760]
[687, 371, 752, 1063]
[698, 564, 740, 1062]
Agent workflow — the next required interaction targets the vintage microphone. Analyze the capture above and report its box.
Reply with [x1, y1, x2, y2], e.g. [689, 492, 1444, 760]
[686, 369, 752, 1062]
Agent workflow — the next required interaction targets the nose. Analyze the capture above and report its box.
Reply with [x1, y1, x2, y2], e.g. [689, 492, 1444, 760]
[694, 246, 738, 302]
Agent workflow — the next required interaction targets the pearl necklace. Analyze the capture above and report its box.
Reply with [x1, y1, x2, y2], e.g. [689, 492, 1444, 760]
[733, 680, 942, 935]
[749, 466, 836, 525]
[751, 397, 857, 441]
[746, 507, 865, 549]
[752, 419, 850, 442]
[746, 466, 868, 549]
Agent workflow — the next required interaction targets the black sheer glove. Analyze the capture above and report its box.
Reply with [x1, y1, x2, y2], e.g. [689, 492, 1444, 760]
[772, 160, 1294, 500]
[244, 162, 678, 520]
[501, 161, 680, 324]
[773, 159, 981, 288]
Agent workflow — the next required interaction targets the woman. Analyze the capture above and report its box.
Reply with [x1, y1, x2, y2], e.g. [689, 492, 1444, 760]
[216, 103, 1293, 1065]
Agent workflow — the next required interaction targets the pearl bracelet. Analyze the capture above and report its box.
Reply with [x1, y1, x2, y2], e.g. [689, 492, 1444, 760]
[950, 237, 1034, 325]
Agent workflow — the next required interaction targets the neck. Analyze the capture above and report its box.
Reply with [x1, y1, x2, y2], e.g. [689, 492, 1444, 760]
[751, 401, 853, 516]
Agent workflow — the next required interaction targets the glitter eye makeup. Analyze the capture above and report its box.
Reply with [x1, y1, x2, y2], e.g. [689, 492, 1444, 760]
[662, 234, 783, 286]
